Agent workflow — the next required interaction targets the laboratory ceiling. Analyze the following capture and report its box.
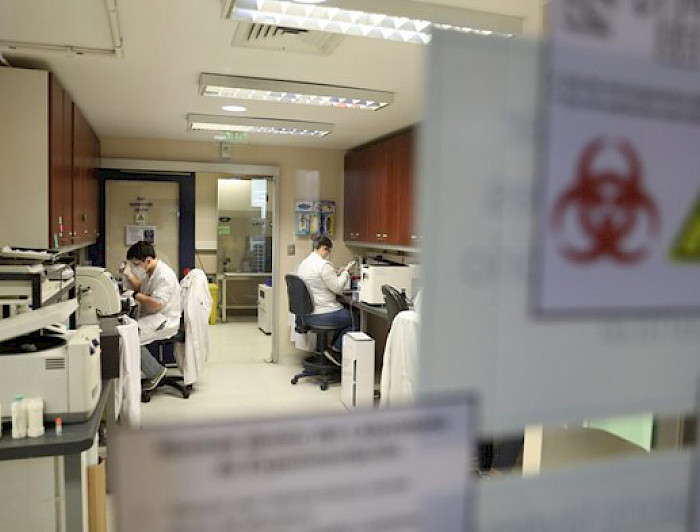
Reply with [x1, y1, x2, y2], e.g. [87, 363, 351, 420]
[0, 0, 544, 149]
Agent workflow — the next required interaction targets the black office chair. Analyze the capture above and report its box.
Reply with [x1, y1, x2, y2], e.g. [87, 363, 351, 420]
[141, 320, 191, 402]
[286, 274, 342, 391]
[382, 284, 410, 330]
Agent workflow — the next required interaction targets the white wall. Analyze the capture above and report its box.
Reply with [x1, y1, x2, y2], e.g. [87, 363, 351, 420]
[0, 68, 49, 248]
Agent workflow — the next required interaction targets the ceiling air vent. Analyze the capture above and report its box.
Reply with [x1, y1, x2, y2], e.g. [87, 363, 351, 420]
[232, 22, 341, 55]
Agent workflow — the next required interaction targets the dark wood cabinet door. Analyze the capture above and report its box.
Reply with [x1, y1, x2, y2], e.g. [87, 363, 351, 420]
[72, 105, 92, 243]
[366, 142, 388, 243]
[344, 150, 360, 241]
[87, 128, 100, 239]
[386, 129, 416, 246]
[48, 76, 74, 249]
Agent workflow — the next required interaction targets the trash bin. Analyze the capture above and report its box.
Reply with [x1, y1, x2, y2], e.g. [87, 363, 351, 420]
[209, 282, 218, 325]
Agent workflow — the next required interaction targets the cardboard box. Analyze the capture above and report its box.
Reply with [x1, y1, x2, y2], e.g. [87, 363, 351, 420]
[88, 458, 107, 532]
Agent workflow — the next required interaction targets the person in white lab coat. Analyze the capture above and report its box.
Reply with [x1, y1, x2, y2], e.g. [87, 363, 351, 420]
[120, 241, 181, 391]
[297, 236, 355, 366]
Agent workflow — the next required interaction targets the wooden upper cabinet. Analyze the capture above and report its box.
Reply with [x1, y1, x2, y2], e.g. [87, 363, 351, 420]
[343, 126, 417, 247]
[48, 75, 73, 248]
[388, 128, 416, 246]
[72, 106, 100, 243]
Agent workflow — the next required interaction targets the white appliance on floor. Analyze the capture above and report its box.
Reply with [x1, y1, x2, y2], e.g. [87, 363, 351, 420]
[257, 284, 272, 335]
[341, 332, 375, 409]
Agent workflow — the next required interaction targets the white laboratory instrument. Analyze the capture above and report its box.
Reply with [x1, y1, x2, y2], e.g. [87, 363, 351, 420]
[0, 300, 101, 423]
[341, 332, 375, 409]
[76, 266, 121, 316]
[359, 264, 416, 305]
[257, 284, 272, 335]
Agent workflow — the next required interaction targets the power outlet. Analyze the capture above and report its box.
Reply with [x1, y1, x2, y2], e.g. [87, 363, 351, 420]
[287, 244, 296, 256]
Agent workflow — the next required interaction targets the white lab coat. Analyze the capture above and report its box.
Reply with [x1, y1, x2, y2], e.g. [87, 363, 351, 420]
[138, 260, 181, 345]
[288, 313, 316, 352]
[114, 317, 141, 426]
[380, 310, 420, 408]
[175, 269, 212, 386]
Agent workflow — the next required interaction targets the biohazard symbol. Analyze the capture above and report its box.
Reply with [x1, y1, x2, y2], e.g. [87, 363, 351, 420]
[551, 138, 660, 264]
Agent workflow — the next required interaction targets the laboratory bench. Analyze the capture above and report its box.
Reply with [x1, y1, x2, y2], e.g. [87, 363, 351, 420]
[0, 379, 114, 532]
[219, 272, 272, 321]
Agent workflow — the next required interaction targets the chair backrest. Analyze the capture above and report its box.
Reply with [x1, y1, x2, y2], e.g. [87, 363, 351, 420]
[285, 274, 314, 316]
[382, 284, 410, 328]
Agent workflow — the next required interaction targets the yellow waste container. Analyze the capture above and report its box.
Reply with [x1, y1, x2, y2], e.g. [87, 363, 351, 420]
[209, 282, 218, 325]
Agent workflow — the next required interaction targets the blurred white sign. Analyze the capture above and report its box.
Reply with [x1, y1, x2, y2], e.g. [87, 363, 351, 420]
[113, 400, 476, 532]
[418, 29, 700, 434]
[539, 0, 700, 313]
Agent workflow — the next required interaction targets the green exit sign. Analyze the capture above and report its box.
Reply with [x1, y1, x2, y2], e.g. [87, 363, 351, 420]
[216, 132, 249, 144]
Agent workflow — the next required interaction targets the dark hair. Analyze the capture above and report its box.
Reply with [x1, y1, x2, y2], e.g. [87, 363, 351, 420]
[127, 241, 156, 261]
[312, 235, 333, 250]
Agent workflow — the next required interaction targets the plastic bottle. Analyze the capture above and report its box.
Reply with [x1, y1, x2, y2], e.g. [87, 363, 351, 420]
[55, 417, 63, 436]
[11, 395, 27, 439]
[26, 398, 44, 438]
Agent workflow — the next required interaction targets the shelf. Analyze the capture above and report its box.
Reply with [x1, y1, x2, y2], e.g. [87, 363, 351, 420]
[42, 279, 76, 306]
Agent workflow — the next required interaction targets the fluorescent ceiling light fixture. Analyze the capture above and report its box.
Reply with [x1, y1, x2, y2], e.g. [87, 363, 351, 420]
[223, 0, 516, 44]
[200, 74, 394, 111]
[188, 114, 334, 137]
[222, 104, 248, 112]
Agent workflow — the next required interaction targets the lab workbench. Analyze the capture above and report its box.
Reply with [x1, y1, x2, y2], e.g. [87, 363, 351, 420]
[337, 293, 388, 332]
[0, 380, 114, 532]
[219, 272, 272, 322]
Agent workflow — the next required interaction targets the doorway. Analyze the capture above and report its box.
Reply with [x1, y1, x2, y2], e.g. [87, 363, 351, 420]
[217, 177, 275, 323]
[94, 170, 195, 279]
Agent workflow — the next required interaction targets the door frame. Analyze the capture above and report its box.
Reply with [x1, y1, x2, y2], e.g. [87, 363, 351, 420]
[94, 169, 196, 279]
[98, 159, 282, 364]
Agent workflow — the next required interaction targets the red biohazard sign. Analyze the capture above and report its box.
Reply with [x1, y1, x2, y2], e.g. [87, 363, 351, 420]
[551, 138, 660, 264]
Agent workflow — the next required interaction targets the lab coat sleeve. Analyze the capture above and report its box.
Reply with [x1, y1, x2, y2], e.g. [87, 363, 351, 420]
[116, 317, 141, 427]
[320, 263, 349, 295]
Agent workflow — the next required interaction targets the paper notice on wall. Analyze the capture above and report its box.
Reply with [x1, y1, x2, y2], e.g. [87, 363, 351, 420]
[125, 225, 156, 246]
[539, 0, 700, 313]
[112, 399, 476, 532]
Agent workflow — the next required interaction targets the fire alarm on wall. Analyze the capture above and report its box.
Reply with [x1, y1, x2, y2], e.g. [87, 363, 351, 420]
[220, 142, 231, 159]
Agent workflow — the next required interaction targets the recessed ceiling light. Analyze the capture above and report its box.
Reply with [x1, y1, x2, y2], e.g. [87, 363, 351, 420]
[222, 0, 516, 44]
[293, 0, 327, 3]
[188, 114, 334, 137]
[200, 74, 394, 111]
[222, 105, 248, 112]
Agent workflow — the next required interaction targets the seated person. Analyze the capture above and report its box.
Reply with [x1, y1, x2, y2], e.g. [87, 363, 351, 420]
[297, 236, 355, 366]
[120, 241, 181, 391]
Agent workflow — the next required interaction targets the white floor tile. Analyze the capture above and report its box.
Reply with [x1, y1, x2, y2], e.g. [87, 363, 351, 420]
[139, 319, 347, 427]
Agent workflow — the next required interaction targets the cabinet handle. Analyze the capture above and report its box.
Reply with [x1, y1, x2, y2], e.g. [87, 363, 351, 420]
[376, 233, 381, 238]
[382, 234, 388, 238]
[411, 235, 417, 240]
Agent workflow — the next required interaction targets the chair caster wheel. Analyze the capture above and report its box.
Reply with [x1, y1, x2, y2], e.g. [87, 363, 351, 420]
[141, 393, 151, 403]
[320, 381, 329, 391]
[183, 391, 191, 399]
[291, 377, 299, 385]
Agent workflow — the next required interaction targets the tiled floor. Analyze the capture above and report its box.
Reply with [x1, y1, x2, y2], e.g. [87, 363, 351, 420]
[140, 317, 347, 426]
[107, 318, 347, 531]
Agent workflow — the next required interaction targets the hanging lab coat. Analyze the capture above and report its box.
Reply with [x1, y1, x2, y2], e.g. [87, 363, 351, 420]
[175, 269, 212, 386]
[114, 317, 141, 427]
[138, 260, 181, 346]
[380, 310, 420, 408]
[288, 313, 316, 352]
